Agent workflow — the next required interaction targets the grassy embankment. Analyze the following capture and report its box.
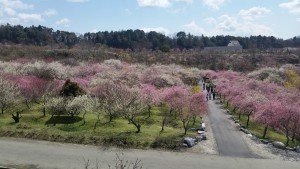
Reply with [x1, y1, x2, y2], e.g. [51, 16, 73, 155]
[225, 103, 300, 147]
[0, 103, 200, 150]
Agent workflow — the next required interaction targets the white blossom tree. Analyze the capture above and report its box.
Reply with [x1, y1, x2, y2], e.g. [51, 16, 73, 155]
[0, 76, 20, 114]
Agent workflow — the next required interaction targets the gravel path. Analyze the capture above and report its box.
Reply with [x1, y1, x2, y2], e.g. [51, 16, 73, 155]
[187, 98, 300, 161]
[240, 129, 300, 161]
[187, 116, 218, 155]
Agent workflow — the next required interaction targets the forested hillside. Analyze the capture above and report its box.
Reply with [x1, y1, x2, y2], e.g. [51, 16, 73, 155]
[1, 24, 300, 50]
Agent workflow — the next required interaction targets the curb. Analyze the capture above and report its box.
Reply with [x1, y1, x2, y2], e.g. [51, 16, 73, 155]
[0, 166, 15, 169]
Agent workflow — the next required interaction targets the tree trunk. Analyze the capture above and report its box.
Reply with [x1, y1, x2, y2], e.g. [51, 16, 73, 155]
[82, 111, 87, 126]
[93, 120, 99, 131]
[192, 115, 196, 127]
[169, 108, 173, 115]
[246, 112, 252, 128]
[285, 128, 290, 146]
[25, 100, 30, 109]
[183, 120, 190, 135]
[238, 112, 241, 119]
[43, 106, 46, 117]
[291, 122, 297, 142]
[130, 118, 141, 133]
[233, 107, 236, 113]
[1, 107, 4, 114]
[93, 113, 101, 130]
[12, 112, 21, 123]
[262, 125, 268, 139]
[148, 105, 151, 117]
[292, 131, 296, 142]
[51, 114, 56, 126]
[161, 116, 166, 132]
[108, 112, 113, 123]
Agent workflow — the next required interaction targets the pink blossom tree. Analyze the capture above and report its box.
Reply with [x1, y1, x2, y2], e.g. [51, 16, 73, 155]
[160, 86, 186, 131]
[91, 82, 122, 124]
[189, 92, 208, 127]
[141, 84, 159, 117]
[177, 92, 207, 135]
[39, 80, 64, 117]
[162, 86, 208, 134]
[14, 76, 46, 109]
[255, 99, 282, 139]
[238, 91, 267, 128]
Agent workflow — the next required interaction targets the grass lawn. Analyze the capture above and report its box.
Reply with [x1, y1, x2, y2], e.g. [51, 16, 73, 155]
[0, 104, 200, 149]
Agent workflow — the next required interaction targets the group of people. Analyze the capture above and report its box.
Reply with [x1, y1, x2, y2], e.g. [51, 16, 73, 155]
[201, 80, 216, 101]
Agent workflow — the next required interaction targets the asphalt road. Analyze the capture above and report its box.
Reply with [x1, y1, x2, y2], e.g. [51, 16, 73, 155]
[207, 100, 257, 158]
[0, 137, 299, 169]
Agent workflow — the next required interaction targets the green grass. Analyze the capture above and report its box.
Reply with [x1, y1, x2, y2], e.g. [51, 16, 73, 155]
[226, 104, 300, 147]
[0, 104, 200, 150]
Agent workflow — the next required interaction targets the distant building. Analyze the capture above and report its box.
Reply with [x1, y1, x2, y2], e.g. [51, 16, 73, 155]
[203, 40, 243, 53]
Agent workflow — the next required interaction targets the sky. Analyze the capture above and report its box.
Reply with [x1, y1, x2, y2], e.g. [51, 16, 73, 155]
[0, 0, 299, 39]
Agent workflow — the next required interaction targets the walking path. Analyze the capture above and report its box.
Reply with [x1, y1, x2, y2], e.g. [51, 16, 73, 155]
[207, 99, 258, 158]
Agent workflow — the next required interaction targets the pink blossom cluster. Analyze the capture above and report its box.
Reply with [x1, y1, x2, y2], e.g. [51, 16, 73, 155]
[210, 71, 300, 145]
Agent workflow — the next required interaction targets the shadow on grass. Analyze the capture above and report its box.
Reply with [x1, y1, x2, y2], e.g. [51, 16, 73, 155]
[45, 116, 83, 125]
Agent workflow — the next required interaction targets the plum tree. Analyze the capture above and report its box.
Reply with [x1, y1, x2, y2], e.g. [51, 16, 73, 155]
[0, 76, 20, 114]
[141, 84, 159, 117]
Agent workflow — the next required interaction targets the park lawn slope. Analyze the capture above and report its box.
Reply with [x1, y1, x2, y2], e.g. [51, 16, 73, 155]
[0, 104, 200, 150]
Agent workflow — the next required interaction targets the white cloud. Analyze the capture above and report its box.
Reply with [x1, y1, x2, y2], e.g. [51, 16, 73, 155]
[205, 17, 217, 25]
[241, 22, 275, 36]
[279, 0, 300, 14]
[239, 6, 271, 20]
[137, 0, 171, 8]
[4, 7, 16, 16]
[66, 0, 89, 3]
[44, 9, 58, 16]
[90, 29, 98, 33]
[202, 0, 225, 10]
[217, 15, 238, 32]
[181, 21, 206, 35]
[0, 0, 46, 24]
[206, 15, 274, 36]
[141, 27, 169, 34]
[0, 0, 34, 17]
[17, 13, 43, 22]
[0, 0, 34, 10]
[56, 18, 71, 27]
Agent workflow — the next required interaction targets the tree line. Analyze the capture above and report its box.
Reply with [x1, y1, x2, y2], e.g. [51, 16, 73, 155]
[1, 24, 299, 50]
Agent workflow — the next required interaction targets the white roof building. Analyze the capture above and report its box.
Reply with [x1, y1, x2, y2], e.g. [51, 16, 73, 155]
[227, 41, 241, 47]
[203, 40, 243, 53]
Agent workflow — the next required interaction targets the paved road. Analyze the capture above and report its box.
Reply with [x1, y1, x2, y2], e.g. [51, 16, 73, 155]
[207, 100, 257, 158]
[0, 138, 299, 169]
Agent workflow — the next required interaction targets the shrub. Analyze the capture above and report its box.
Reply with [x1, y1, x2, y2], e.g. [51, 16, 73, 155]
[60, 79, 86, 98]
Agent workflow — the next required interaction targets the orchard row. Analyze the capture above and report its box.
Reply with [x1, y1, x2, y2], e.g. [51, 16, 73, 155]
[0, 59, 207, 134]
[208, 70, 300, 146]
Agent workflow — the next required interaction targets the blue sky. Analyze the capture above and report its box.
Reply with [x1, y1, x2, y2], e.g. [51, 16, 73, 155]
[0, 0, 299, 39]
